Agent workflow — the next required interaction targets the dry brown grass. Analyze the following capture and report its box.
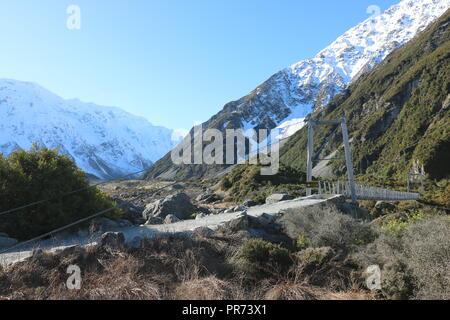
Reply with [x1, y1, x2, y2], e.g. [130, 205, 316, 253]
[263, 282, 322, 300]
[320, 290, 376, 300]
[173, 276, 245, 300]
[0, 234, 373, 300]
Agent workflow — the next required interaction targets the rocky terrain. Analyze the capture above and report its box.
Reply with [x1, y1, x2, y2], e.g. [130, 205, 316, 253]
[1, 179, 447, 300]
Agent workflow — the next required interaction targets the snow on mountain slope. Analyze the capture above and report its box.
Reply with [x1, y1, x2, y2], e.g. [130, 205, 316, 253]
[147, 0, 450, 180]
[0, 79, 180, 179]
[206, 0, 450, 139]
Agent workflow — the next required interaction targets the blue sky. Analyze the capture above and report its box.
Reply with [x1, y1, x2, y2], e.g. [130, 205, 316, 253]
[0, 0, 399, 130]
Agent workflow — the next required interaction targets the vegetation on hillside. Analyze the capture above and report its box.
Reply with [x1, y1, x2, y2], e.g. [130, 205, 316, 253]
[280, 10, 450, 182]
[0, 145, 121, 240]
[219, 163, 306, 204]
[1, 200, 447, 300]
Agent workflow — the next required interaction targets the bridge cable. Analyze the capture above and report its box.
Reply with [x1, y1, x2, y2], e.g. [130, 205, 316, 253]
[0, 180, 181, 255]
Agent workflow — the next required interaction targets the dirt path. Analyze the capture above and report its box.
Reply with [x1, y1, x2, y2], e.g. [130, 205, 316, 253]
[0, 195, 335, 266]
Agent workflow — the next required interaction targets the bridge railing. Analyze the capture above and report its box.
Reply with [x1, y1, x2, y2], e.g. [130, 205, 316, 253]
[317, 181, 420, 201]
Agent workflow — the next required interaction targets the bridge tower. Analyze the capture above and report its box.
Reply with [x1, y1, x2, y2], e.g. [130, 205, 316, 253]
[306, 116, 358, 204]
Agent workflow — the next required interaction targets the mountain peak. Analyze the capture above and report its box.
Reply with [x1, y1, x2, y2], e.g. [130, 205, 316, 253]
[0, 79, 179, 179]
[146, 0, 450, 180]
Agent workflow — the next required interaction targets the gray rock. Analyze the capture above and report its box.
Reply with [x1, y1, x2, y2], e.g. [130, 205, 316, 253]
[224, 208, 234, 214]
[196, 193, 212, 202]
[193, 227, 215, 237]
[195, 213, 206, 220]
[196, 193, 220, 204]
[0, 232, 9, 238]
[164, 214, 181, 224]
[266, 194, 294, 204]
[145, 216, 164, 225]
[100, 232, 125, 249]
[143, 192, 197, 220]
[375, 201, 396, 211]
[0, 236, 18, 249]
[256, 213, 277, 226]
[243, 199, 257, 207]
[233, 205, 247, 212]
[117, 200, 145, 224]
[220, 212, 249, 232]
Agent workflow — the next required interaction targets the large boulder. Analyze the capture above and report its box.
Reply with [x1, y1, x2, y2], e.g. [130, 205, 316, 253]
[266, 194, 294, 204]
[114, 199, 145, 224]
[143, 192, 197, 220]
[219, 212, 249, 232]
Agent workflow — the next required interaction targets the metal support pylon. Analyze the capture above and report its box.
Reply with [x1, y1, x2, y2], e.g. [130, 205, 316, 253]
[306, 116, 358, 204]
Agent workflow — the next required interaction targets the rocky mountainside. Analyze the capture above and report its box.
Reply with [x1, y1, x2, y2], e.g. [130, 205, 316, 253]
[0, 79, 180, 180]
[280, 9, 450, 181]
[146, 0, 450, 180]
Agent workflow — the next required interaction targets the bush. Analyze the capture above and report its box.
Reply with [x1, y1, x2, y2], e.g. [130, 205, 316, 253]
[233, 239, 293, 278]
[380, 261, 415, 300]
[279, 204, 376, 251]
[380, 209, 425, 235]
[354, 216, 450, 300]
[402, 217, 450, 299]
[0, 145, 121, 240]
[219, 163, 306, 203]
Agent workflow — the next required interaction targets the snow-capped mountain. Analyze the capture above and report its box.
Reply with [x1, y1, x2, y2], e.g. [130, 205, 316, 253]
[0, 79, 181, 179]
[147, 0, 450, 180]
[205, 0, 450, 139]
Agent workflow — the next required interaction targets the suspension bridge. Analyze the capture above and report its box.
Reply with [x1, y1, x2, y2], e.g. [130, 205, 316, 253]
[315, 180, 420, 201]
[306, 116, 421, 203]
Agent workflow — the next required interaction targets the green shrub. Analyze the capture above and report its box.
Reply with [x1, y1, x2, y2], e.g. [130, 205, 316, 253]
[381, 261, 415, 300]
[233, 239, 293, 278]
[380, 209, 426, 235]
[354, 216, 450, 300]
[279, 204, 376, 251]
[190, 212, 204, 219]
[402, 217, 450, 299]
[219, 163, 305, 203]
[296, 234, 310, 250]
[0, 145, 122, 240]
